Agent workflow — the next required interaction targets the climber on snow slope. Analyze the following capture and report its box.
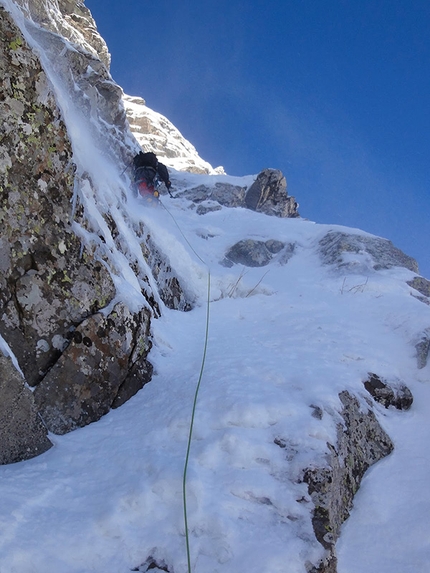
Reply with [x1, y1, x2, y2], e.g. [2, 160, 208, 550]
[133, 151, 173, 200]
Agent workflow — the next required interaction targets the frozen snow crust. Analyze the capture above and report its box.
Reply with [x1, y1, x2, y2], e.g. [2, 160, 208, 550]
[1, 1, 430, 572]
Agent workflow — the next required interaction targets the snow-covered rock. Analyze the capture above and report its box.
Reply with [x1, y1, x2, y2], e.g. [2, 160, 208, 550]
[12, 0, 111, 66]
[319, 230, 418, 273]
[123, 94, 225, 175]
[245, 168, 299, 218]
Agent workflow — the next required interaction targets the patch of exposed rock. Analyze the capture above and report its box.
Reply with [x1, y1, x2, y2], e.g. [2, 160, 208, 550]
[363, 373, 413, 410]
[0, 353, 52, 464]
[123, 94, 224, 175]
[13, 0, 111, 67]
[319, 231, 418, 273]
[415, 329, 430, 369]
[132, 555, 172, 573]
[407, 276, 430, 305]
[223, 239, 295, 268]
[302, 391, 394, 572]
[139, 231, 194, 312]
[182, 182, 247, 208]
[245, 168, 299, 218]
[180, 168, 299, 218]
[34, 302, 152, 434]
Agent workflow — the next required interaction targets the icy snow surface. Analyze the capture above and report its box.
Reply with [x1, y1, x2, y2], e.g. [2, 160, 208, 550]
[1, 1, 430, 571]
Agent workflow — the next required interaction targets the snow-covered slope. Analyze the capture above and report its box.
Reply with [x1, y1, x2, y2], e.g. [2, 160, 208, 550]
[1, 2, 430, 573]
[1, 184, 430, 573]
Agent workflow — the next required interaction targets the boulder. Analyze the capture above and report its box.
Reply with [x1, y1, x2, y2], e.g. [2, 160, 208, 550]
[0, 354, 52, 464]
[363, 373, 413, 410]
[244, 169, 299, 218]
[319, 231, 418, 273]
[224, 239, 286, 267]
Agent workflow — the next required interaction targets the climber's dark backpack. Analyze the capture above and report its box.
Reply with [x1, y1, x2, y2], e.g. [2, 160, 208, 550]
[133, 151, 158, 170]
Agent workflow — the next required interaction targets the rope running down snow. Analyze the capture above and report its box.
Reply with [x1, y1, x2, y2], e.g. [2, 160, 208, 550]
[159, 199, 211, 573]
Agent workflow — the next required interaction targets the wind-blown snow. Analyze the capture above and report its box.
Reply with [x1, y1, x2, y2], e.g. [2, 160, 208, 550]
[1, 2, 430, 572]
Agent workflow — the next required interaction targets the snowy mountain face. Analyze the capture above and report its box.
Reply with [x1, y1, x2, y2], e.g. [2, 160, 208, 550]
[123, 94, 225, 175]
[1, 2, 430, 573]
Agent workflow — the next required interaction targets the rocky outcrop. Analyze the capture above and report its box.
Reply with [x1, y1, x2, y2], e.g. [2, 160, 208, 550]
[319, 231, 419, 273]
[13, 0, 111, 67]
[34, 302, 152, 434]
[0, 353, 52, 464]
[223, 239, 293, 268]
[123, 94, 224, 175]
[178, 169, 299, 218]
[303, 391, 394, 572]
[181, 182, 247, 208]
[0, 5, 158, 459]
[0, 6, 115, 388]
[408, 276, 430, 305]
[408, 276, 430, 297]
[363, 373, 413, 410]
[244, 168, 299, 218]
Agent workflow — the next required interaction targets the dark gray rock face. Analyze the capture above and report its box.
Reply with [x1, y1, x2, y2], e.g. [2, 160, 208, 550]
[303, 391, 394, 572]
[319, 231, 418, 273]
[139, 232, 194, 312]
[244, 169, 299, 218]
[225, 239, 280, 267]
[180, 182, 247, 209]
[0, 354, 52, 464]
[34, 302, 152, 434]
[364, 373, 413, 410]
[408, 276, 430, 297]
[224, 239, 295, 268]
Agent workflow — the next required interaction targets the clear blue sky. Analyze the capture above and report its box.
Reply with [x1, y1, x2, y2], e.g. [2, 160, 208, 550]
[86, 0, 430, 278]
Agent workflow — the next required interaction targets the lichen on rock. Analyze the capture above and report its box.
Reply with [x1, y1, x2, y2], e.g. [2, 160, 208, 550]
[0, 353, 52, 464]
[319, 231, 418, 273]
[34, 302, 152, 434]
[303, 391, 394, 572]
[0, 6, 117, 387]
[0, 6, 157, 457]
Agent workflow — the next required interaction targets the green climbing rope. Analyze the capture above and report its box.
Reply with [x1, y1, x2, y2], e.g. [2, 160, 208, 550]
[159, 200, 211, 573]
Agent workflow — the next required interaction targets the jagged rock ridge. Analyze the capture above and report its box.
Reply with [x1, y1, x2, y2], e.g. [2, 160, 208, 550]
[123, 94, 225, 175]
